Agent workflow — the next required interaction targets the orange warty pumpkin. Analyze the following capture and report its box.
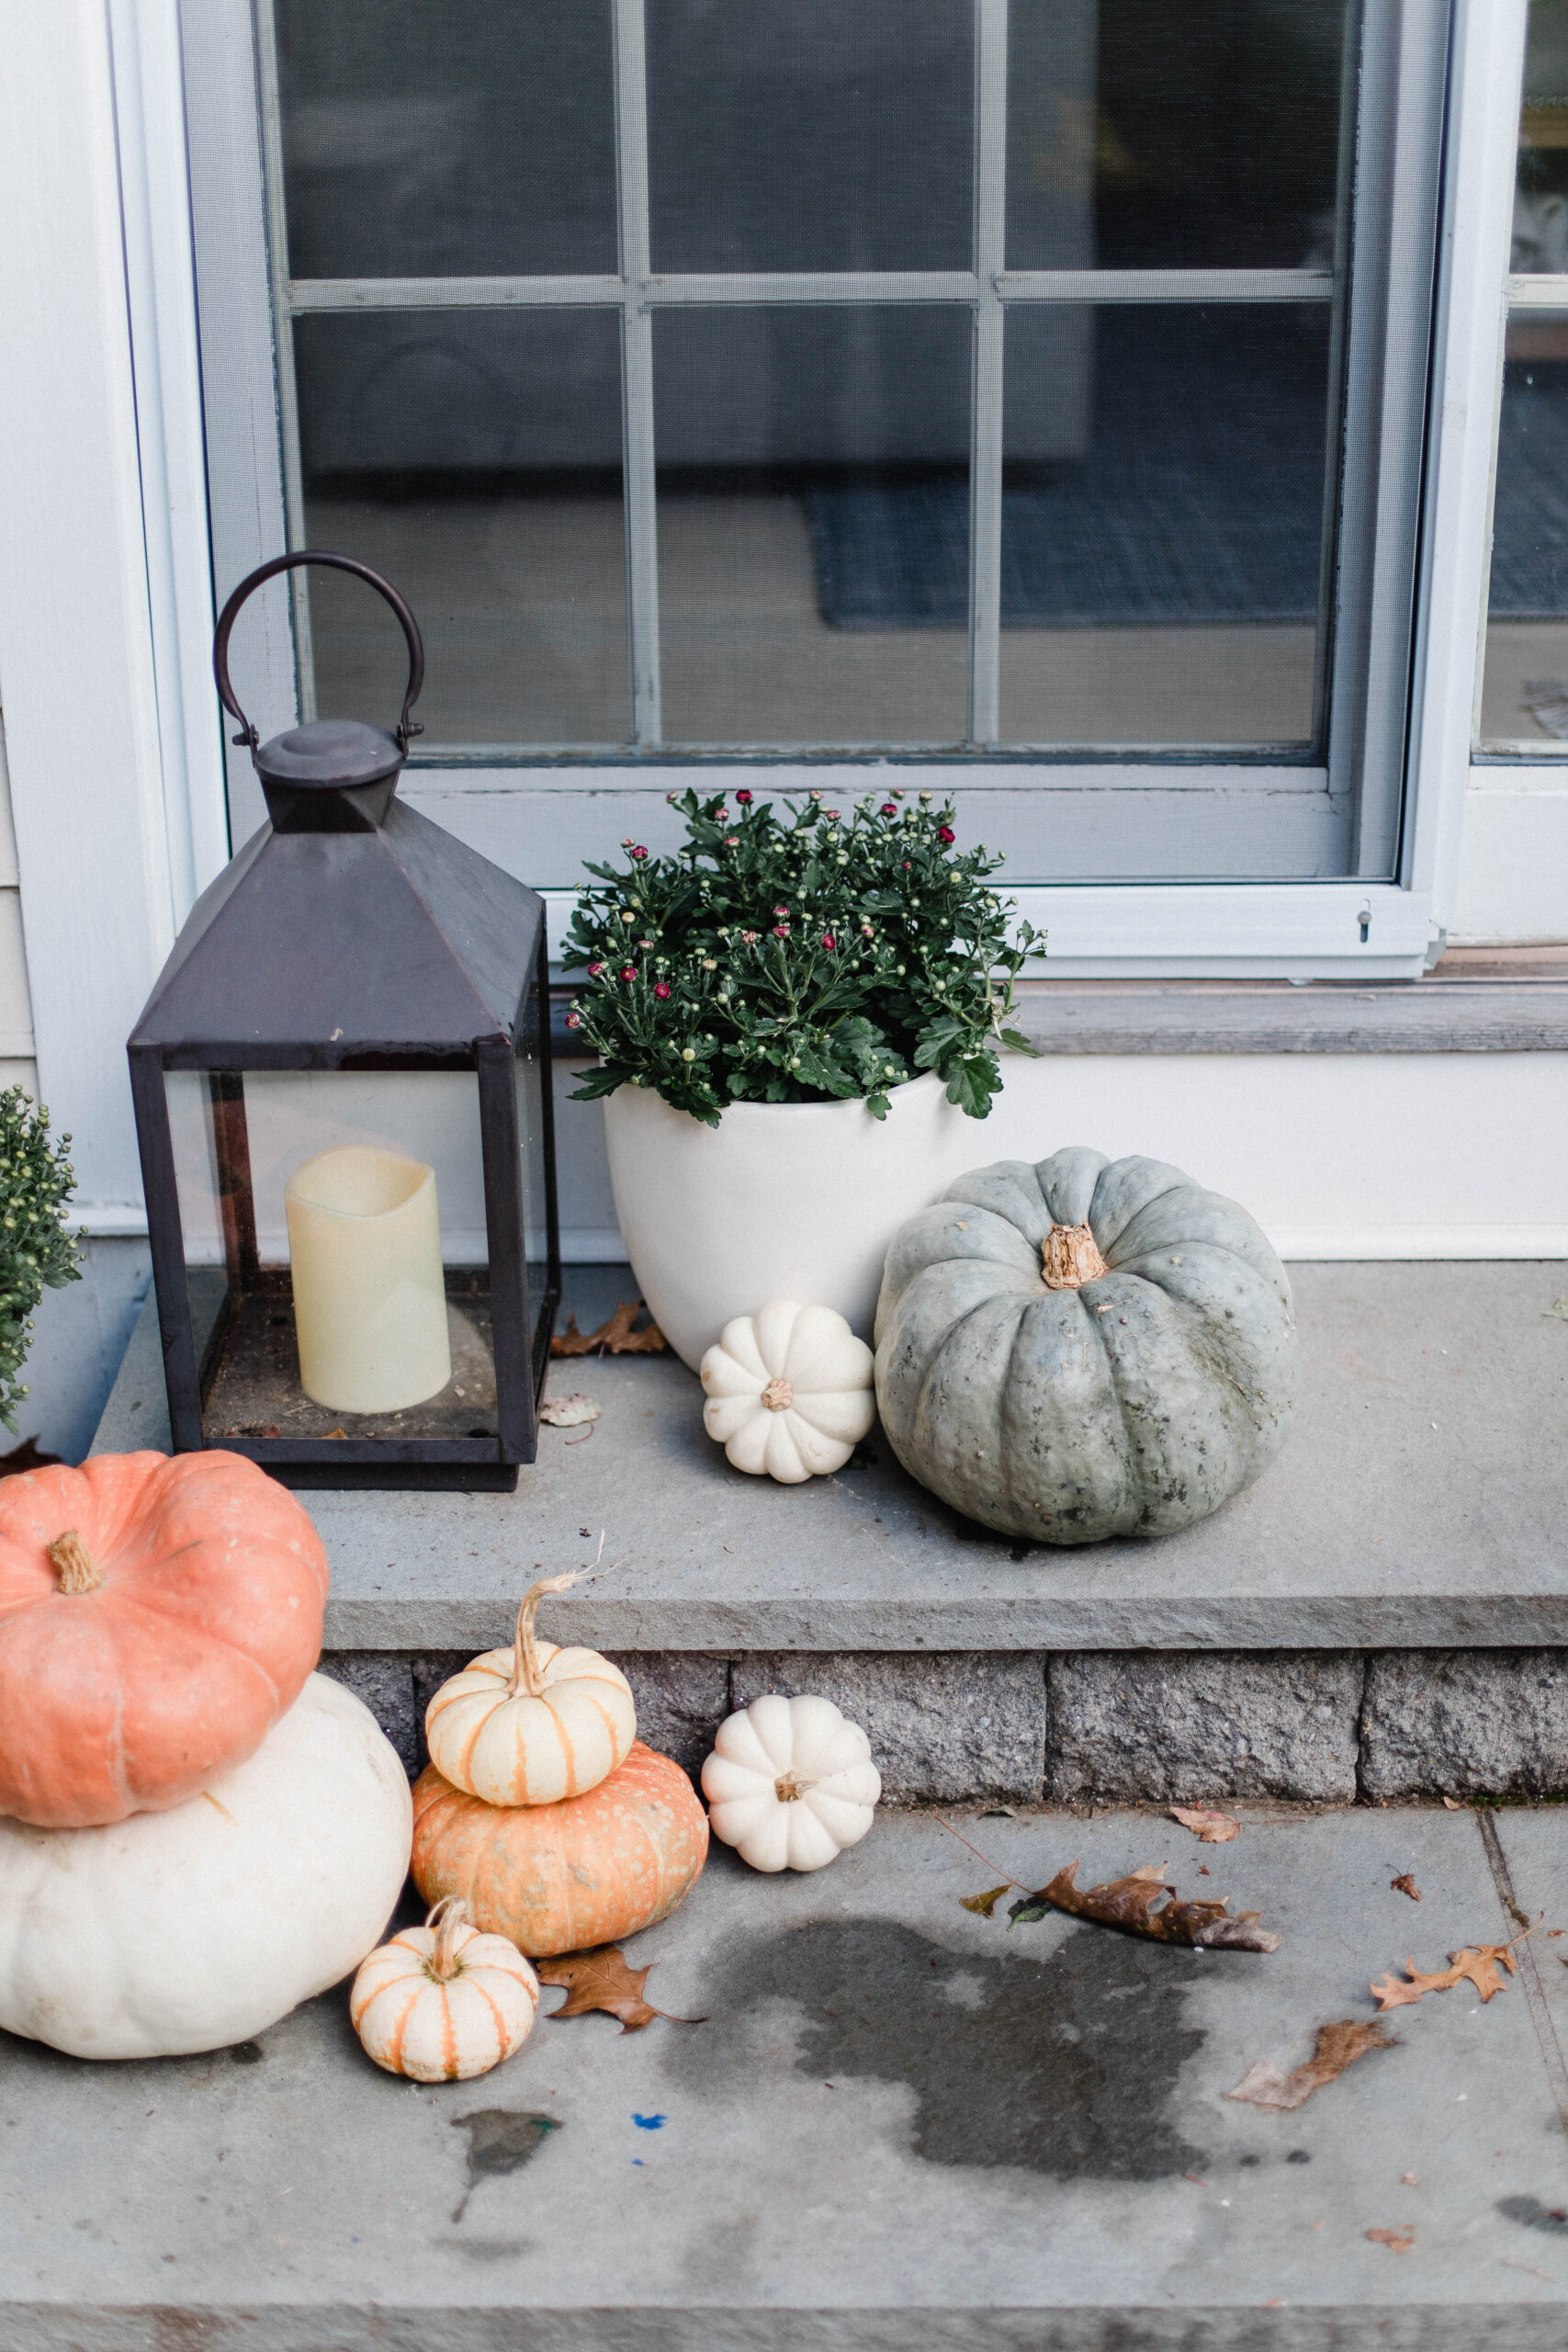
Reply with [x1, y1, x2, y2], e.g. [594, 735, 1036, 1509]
[412, 1740, 708, 1957]
[0, 1450, 329, 1827]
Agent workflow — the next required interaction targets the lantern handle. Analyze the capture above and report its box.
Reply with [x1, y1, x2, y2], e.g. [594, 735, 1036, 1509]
[212, 551, 425, 760]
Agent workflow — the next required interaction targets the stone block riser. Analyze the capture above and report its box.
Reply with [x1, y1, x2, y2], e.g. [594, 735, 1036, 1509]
[320, 1645, 1568, 1806]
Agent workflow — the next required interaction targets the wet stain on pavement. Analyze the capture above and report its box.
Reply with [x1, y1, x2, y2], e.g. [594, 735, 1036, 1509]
[450, 2109, 561, 2222]
[671, 1916, 1211, 2179]
[1500, 2194, 1568, 2234]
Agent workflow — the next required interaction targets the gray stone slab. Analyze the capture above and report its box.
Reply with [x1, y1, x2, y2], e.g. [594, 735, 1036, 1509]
[93, 1261, 1568, 1655]
[1047, 1653, 1363, 1804]
[6, 1808, 1567, 2348]
[1363, 1654, 1568, 1803]
[1009, 978, 1568, 1055]
[732, 1652, 1046, 1804]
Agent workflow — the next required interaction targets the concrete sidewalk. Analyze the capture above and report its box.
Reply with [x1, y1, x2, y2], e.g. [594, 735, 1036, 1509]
[6, 1803, 1568, 2347]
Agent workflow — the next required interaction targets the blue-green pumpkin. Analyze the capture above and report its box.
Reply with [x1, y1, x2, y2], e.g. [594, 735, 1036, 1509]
[874, 1147, 1296, 1544]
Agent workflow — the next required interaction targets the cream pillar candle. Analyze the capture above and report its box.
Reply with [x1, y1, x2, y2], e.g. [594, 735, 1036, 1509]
[284, 1146, 452, 1414]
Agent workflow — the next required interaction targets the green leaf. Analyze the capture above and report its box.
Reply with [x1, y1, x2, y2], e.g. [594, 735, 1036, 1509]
[1007, 1893, 1051, 1928]
[567, 1067, 628, 1103]
[943, 1057, 997, 1119]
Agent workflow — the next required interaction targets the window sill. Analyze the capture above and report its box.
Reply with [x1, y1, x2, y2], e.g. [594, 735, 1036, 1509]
[548, 967, 1568, 1057]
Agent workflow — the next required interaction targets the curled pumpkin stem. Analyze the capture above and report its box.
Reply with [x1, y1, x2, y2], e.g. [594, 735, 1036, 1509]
[424, 1895, 471, 1983]
[47, 1531, 103, 1595]
[508, 1570, 584, 1698]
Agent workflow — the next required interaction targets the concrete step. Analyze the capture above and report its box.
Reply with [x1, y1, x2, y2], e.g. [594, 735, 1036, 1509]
[92, 1262, 1568, 1804]
[7, 1802, 1568, 2348]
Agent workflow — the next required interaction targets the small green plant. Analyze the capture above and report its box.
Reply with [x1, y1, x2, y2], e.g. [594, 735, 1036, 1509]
[0, 1088, 83, 1433]
[564, 787, 1041, 1127]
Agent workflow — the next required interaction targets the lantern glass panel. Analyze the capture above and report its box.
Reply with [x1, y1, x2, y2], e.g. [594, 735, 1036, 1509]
[163, 1066, 505, 1445]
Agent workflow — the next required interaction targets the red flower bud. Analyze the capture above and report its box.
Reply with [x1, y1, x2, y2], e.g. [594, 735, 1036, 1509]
[821, 933, 837, 950]
[736, 788, 754, 805]
[565, 1010, 581, 1030]
[619, 965, 637, 981]
[937, 825, 954, 843]
[587, 961, 604, 977]
[880, 802, 897, 816]
[773, 924, 790, 938]
[630, 844, 649, 861]
[653, 980, 671, 1000]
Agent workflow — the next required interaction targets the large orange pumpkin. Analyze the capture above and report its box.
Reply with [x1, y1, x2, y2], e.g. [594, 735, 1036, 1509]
[412, 1740, 708, 1957]
[0, 1450, 328, 1827]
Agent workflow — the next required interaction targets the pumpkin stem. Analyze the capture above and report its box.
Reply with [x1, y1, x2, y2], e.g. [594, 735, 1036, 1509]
[761, 1377, 794, 1414]
[425, 1896, 471, 1983]
[1042, 1222, 1110, 1291]
[775, 1771, 814, 1802]
[509, 1568, 584, 1699]
[47, 1531, 103, 1594]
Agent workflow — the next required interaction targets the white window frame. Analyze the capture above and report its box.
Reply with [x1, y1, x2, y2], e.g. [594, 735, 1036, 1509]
[0, 0, 1541, 1234]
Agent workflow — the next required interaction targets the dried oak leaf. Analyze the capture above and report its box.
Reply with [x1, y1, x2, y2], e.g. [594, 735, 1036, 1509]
[1169, 1804, 1240, 1844]
[961, 1884, 1013, 1918]
[1366, 2227, 1416, 2256]
[1010, 1860, 1280, 1952]
[1391, 1874, 1421, 1901]
[1226, 2019, 1396, 2111]
[1371, 1938, 1525, 2011]
[536, 1946, 704, 2034]
[550, 1302, 667, 1357]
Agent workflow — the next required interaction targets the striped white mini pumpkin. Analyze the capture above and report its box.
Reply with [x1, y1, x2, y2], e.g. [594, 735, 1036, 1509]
[424, 1573, 637, 1807]
[351, 1897, 538, 2081]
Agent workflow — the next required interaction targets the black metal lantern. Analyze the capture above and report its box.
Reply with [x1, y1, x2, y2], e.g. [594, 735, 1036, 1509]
[128, 552, 559, 1491]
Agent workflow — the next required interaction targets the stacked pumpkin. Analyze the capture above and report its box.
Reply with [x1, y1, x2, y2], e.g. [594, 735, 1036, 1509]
[409, 1573, 708, 1959]
[0, 1451, 412, 2060]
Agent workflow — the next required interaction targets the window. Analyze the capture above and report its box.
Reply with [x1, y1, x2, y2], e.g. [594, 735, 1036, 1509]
[1479, 0, 1568, 752]
[184, 1, 1448, 910]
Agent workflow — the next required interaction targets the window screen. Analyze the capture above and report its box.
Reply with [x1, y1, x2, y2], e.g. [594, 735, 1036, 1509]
[270, 0, 1353, 760]
[1479, 0, 1568, 753]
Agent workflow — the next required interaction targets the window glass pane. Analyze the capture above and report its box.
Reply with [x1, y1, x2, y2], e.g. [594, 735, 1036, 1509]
[1480, 0, 1568, 751]
[998, 306, 1330, 746]
[646, 0, 973, 271]
[275, 0, 617, 277]
[1009, 0, 1353, 273]
[297, 310, 628, 746]
[654, 307, 970, 745]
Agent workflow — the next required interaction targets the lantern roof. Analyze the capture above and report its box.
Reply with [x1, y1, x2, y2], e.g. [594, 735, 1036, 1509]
[130, 798, 544, 1065]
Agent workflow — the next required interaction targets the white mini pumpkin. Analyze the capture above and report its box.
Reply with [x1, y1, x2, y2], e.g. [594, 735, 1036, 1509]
[0, 1673, 412, 2060]
[701, 1693, 881, 1871]
[424, 1572, 637, 1807]
[700, 1300, 875, 1483]
[351, 1896, 540, 2081]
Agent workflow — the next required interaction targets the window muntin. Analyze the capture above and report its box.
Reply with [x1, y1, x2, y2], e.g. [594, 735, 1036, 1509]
[1480, 0, 1568, 753]
[265, 0, 1354, 767]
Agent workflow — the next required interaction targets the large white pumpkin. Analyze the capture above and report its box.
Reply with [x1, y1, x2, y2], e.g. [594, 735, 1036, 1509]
[0, 1672, 412, 2060]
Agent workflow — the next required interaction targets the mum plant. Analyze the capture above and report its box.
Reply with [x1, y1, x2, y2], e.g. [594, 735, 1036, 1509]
[0, 1086, 82, 1432]
[564, 789, 1041, 1127]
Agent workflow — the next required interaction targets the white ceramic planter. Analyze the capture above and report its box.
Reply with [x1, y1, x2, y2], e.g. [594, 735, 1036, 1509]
[603, 1072, 981, 1372]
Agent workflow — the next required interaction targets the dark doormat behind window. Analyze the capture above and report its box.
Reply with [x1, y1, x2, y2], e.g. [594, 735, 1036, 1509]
[804, 323, 1567, 631]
